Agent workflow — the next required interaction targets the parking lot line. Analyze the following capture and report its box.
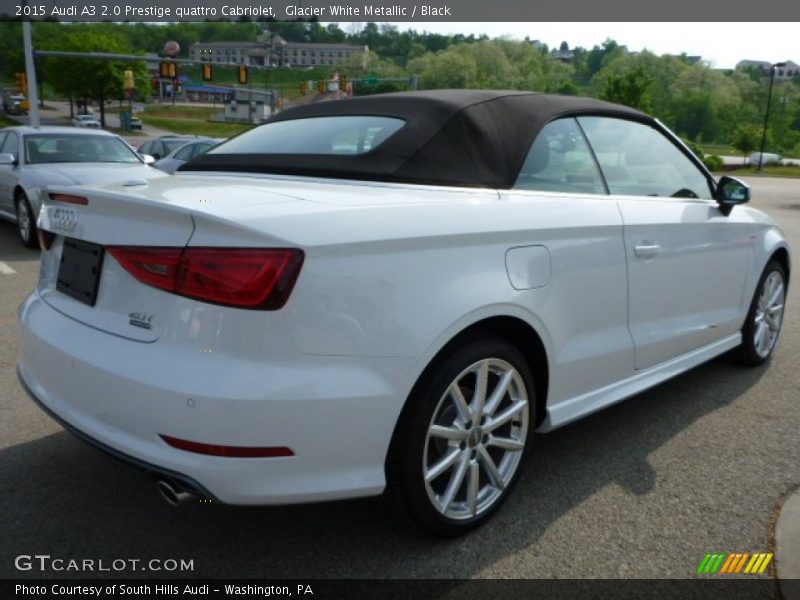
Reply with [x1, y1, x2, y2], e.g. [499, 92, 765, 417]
[0, 261, 17, 274]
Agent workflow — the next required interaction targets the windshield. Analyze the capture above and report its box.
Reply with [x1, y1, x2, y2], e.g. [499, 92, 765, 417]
[24, 134, 142, 165]
[211, 116, 405, 156]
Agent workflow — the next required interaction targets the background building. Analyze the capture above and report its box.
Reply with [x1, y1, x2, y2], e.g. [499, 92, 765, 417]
[737, 59, 800, 79]
[190, 35, 368, 68]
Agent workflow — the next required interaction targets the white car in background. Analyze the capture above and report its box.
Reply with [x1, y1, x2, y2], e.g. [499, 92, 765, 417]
[748, 152, 782, 166]
[17, 91, 790, 535]
[0, 126, 166, 247]
[72, 114, 101, 129]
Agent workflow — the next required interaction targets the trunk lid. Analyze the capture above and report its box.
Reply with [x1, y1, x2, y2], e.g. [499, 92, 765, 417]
[37, 177, 300, 342]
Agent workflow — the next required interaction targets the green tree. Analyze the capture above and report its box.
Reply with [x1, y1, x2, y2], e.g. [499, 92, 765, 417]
[732, 124, 760, 164]
[599, 67, 653, 112]
[42, 29, 146, 127]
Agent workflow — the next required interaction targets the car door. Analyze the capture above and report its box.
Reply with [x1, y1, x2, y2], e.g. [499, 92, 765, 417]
[578, 116, 753, 370]
[0, 131, 18, 214]
[499, 117, 633, 406]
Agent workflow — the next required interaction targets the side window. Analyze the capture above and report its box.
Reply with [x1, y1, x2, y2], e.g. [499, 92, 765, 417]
[173, 144, 196, 161]
[139, 141, 152, 155]
[578, 116, 713, 199]
[514, 118, 606, 195]
[0, 133, 7, 153]
[1, 133, 19, 160]
[190, 142, 215, 158]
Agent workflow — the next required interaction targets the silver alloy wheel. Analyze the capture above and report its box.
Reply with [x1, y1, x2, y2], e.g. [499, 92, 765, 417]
[17, 198, 30, 243]
[423, 358, 529, 520]
[753, 270, 785, 359]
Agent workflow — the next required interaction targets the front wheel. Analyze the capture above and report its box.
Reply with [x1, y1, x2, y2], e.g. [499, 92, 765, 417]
[734, 260, 787, 366]
[15, 191, 38, 249]
[386, 336, 534, 536]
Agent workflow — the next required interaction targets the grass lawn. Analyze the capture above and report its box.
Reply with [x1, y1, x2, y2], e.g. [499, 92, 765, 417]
[0, 113, 21, 126]
[139, 115, 251, 138]
[726, 164, 800, 179]
[145, 105, 220, 120]
[700, 143, 738, 156]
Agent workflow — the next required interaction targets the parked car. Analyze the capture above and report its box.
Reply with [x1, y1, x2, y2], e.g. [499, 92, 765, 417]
[0, 126, 167, 247]
[748, 152, 782, 166]
[137, 135, 201, 160]
[4, 94, 27, 115]
[72, 114, 101, 129]
[129, 116, 143, 131]
[153, 138, 223, 174]
[18, 91, 790, 535]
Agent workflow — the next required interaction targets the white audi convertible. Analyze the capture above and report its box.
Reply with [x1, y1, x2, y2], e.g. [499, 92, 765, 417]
[18, 91, 790, 535]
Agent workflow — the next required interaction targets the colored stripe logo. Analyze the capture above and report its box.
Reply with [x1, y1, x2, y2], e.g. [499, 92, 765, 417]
[697, 552, 772, 574]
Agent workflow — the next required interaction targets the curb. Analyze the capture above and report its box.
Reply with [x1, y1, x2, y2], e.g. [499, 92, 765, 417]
[776, 487, 800, 600]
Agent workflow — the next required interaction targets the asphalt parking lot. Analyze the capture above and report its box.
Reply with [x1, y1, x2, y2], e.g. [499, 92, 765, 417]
[0, 177, 798, 582]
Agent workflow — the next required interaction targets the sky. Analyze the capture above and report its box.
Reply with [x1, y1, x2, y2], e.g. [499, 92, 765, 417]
[363, 22, 797, 70]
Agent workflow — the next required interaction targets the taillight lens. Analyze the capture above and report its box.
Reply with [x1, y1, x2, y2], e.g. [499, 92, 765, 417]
[107, 247, 304, 310]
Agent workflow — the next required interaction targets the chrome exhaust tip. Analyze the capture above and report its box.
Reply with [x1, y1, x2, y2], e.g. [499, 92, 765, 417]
[157, 480, 195, 506]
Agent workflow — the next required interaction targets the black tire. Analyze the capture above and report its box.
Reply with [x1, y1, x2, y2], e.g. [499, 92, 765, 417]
[732, 260, 787, 366]
[386, 335, 535, 536]
[15, 191, 38, 249]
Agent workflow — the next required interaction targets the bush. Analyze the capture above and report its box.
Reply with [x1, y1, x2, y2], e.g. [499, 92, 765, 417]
[703, 154, 724, 171]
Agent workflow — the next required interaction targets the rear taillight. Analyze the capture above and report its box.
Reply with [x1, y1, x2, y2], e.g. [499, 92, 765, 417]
[107, 247, 304, 310]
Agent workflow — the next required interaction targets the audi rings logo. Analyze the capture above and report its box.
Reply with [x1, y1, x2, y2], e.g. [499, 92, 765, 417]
[52, 207, 78, 232]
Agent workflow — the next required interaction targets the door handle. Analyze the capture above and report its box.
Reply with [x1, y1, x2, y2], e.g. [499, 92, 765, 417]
[633, 243, 661, 260]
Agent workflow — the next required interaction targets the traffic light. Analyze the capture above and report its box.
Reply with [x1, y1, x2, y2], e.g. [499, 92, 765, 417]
[317, 79, 325, 93]
[340, 75, 347, 93]
[159, 61, 177, 78]
[151, 78, 159, 91]
[300, 81, 307, 95]
[14, 72, 27, 94]
[202, 63, 213, 81]
[123, 70, 134, 90]
[238, 64, 248, 85]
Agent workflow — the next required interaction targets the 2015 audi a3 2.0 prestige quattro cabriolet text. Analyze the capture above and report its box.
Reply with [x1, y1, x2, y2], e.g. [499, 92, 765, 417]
[18, 91, 790, 535]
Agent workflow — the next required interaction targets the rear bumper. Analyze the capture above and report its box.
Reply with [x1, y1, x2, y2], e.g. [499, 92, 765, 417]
[17, 367, 216, 501]
[18, 290, 413, 505]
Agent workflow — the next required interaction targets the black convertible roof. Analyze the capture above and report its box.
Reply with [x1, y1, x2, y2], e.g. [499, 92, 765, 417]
[181, 90, 649, 188]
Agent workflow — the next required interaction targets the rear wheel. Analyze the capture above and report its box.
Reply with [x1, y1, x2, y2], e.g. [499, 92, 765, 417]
[386, 336, 534, 536]
[15, 191, 38, 249]
[734, 260, 786, 366]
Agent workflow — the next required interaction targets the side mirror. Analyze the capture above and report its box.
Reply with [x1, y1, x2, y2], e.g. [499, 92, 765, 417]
[0, 153, 16, 166]
[715, 176, 749, 215]
[140, 153, 156, 165]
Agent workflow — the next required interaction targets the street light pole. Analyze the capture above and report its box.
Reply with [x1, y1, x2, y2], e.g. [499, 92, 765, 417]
[22, 20, 40, 127]
[757, 62, 786, 171]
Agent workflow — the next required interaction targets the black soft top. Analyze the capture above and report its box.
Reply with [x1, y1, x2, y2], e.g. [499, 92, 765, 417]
[181, 90, 649, 188]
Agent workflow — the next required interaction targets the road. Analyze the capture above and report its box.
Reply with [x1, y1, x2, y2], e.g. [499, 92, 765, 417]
[0, 178, 798, 582]
[5, 100, 177, 146]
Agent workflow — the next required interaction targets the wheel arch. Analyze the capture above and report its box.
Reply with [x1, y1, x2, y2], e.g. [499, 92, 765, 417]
[770, 246, 791, 289]
[387, 313, 551, 469]
[14, 184, 27, 201]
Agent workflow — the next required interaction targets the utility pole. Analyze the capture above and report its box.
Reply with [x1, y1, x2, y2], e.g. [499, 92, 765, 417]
[22, 20, 40, 126]
[757, 62, 786, 171]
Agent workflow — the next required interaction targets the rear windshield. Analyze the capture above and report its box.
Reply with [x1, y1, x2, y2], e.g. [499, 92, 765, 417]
[210, 116, 405, 156]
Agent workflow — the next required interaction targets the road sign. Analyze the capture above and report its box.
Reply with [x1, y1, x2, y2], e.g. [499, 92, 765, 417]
[164, 41, 180, 57]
